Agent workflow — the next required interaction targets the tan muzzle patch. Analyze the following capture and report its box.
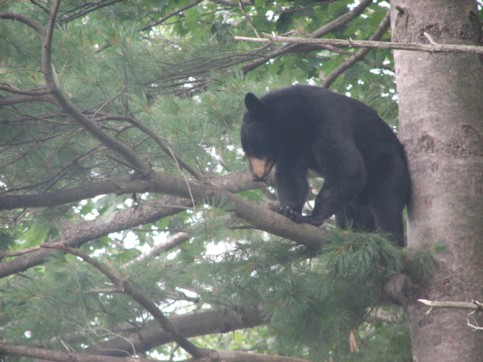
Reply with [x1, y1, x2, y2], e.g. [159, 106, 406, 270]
[248, 157, 273, 181]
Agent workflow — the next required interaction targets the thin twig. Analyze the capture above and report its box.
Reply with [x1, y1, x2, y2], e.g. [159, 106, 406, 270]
[322, 11, 391, 88]
[95, 114, 203, 179]
[239, 0, 259, 38]
[241, 0, 373, 72]
[141, 0, 203, 32]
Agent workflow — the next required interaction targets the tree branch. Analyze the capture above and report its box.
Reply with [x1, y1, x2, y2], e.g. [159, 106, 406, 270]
[46, 245, 207, 359]
[0, 195, 192, 278]
[123, 231, 191, 268]
[141, 0, 203, 32]
[0, 171, 325, 279]
[0, 94, 54, 106]
[0, 84, 51, 96]
[0, 176, 150, 210]
[235, 34, 483, 55]
[322, 10, 391, 88]
[39, 1, 152, 176]
[189, 351, 312, 362]
[85, 305, 265, 356]
[240, 0, 373, 73]
[0, 342, 158, 362]
[418, 299, 483, 311]
[0, 168, 258, 211]
[0, 12, 45, 35]
[95, 114, 203, 179]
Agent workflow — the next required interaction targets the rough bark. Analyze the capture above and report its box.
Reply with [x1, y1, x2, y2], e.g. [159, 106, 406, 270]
[390, 1, 483, 361]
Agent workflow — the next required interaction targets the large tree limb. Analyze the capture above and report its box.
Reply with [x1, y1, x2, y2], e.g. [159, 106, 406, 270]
[0, 195, 191, 278]
[0, 341, 311, 362]
[0, 170, 324, 278]
[0, 169, 257, 211]
[85, 305, 265, 356]
[0, 342, 157, 362]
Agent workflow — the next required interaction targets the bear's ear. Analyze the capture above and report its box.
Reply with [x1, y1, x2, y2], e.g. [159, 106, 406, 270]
[244, 93, 265, 115]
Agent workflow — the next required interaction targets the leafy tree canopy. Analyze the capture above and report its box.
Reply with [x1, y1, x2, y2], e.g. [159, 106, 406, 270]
[0, 1, 434, 361]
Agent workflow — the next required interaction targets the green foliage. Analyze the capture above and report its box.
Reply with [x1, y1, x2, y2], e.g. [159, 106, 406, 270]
[0, 0, 416, 360]
[186, 230, 409, 360]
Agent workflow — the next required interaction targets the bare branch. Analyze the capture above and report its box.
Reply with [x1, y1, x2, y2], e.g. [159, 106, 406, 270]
[141, 0, 203, 32]
[418, 299, 483, 311]
[241, 0, 373, 73]
[41, 0, 60, 90]
[238, 0, 260, 38]
[235, 34, 483, 55]
[0, 168, 259, 211]
[467, 319, 483, 331]
[123, 231, 191, 268]
[210, 0, 254, 6]
[322, 11, 391, 88]
[0, 341, 158, 362]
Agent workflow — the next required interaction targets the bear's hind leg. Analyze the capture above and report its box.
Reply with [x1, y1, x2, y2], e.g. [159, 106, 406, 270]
[335, 202, 376, 233]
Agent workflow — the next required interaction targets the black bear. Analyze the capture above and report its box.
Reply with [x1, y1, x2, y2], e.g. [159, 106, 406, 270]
[240, 85, 410, 246]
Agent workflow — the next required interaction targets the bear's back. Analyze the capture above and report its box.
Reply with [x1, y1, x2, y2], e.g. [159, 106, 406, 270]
[259, 85, 403, 156]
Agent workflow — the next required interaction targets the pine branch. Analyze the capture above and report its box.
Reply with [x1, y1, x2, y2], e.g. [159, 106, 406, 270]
[95, 114, 203, 179]
[59, 0, 124, 25]
[85, 305, 264, 356]
[44, 1, 152, 176]
[122, 231, 191, 268]
[45, 245, 207, 359]
[241, 0, 373, 73]
[322, 10, 391, 88]
[140, 0, 203, 32]
[235, 34, 483, 55]
[0, 12, 45, 35]
[0, 195, 192, 278]
[0, 170, 326, 278]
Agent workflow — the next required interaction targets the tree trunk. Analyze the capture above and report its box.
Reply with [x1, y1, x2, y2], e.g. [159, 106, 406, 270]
[390, 1, 483, 361]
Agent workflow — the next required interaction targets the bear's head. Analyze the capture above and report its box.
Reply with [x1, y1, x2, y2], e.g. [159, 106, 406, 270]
[241, 92, 277, 182]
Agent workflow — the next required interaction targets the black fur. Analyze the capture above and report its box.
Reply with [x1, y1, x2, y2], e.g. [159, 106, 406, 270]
[241, 85, 410, 246]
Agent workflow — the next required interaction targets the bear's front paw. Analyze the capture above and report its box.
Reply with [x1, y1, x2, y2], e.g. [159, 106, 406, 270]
[279, 206, 302, 222]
